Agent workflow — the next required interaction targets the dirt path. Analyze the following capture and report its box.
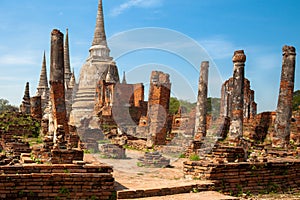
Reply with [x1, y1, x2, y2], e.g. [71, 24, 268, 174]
[84, 149, 239, 200]
[84, 149, 300, 200]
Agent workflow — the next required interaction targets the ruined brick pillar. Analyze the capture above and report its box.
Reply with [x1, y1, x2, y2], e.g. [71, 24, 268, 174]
[273, 45, 296, 148]
[220, 79, 233, 118]
[49, 29, 69, 148]
[30, 96, 42, 121]
[194, 61, 209, 140]
[147, 71, 171, 147]
[20, 82, 31, 114]
[249, 90, 257, 119]
[228, 50, 246, 142]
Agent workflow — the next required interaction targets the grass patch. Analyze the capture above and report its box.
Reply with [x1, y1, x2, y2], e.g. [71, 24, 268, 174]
[189, 153, 200, 161]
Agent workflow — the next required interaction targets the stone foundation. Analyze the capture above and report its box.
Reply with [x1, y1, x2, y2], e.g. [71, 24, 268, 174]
[0, 163, 114, 199]
[138, 151, 170, 168]
[99, 144, 126, 159]
[184, 160, 300, 195]
[127, 139, 147, 151]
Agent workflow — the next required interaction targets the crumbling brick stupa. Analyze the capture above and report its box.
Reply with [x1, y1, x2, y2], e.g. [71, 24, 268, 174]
[69, 0, 119, 143]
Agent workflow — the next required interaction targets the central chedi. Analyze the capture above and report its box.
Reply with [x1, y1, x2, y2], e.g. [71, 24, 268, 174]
[69, 0, 119, 135]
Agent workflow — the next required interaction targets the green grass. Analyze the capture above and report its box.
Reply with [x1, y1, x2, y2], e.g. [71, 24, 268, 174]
[189, 153, 200, 161]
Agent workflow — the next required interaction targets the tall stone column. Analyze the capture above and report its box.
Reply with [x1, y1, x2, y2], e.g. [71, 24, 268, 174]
[273, 45, 296, 148]
[50, 29, 69, 148]
[194, 61, 209, 140]
[228, 50, 246, 143]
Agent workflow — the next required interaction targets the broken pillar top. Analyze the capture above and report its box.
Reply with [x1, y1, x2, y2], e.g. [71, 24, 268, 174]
[201, 61, 209, 68]
[151, 71, 170, 84]
[282, 45, 296, 56]
[232, 50, 246, 63]
[51, 29, 63, 38]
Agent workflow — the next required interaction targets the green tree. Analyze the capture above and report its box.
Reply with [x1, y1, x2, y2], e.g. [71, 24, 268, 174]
[169, 97, 180, 115]
[293, 90, 300, 111]
[0, 98, 18, 113]
[207, 97, 221, 117]
[169, 97, 221, 116]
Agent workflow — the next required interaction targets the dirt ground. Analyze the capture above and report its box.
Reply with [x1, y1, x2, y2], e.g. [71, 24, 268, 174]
[84, 149, 300, 200]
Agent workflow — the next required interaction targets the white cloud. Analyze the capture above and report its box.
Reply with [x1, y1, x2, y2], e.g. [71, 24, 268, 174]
[0, 54, 39, 66]
[199, 36, 239, 60]
[110, 0, 163, 17]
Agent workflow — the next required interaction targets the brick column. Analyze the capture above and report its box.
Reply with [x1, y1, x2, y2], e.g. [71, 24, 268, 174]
[194, 61, 209, 140]
[30, 96, 42, 121]
[273, 45, 296, 148]
[50, 29, 69, 148]
[147, 71, 171, 146]
[228, 50, 246, 143]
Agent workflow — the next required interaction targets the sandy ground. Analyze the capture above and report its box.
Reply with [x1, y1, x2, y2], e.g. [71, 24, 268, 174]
[84, 149, 300, 200]
[84, 149, 239, 200]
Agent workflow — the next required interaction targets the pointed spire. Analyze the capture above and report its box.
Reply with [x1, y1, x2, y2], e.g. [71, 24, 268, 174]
[20, 82, 31, 114]
[105, 66, 116, 84]
[92, 0, 108, 47]
[69, 68, 76, 88]
[23, 82, 30, 100]
[88, 0, 112, 61]
[122, 71, 127, 84]
[64, 29, 72, 85]
[37, 51, 48, 89]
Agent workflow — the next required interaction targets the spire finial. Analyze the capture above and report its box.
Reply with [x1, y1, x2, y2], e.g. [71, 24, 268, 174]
[105, 66, 116, 84]
[64, 28, 72, 83]
[122, 71, 127, 84]
[37, 51, 48, 89]
[88, 0, 111, 61]
[92, 0, 108, 47]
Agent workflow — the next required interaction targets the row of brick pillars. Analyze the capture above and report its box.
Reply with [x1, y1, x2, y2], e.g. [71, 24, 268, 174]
[193, 46, 297, 148]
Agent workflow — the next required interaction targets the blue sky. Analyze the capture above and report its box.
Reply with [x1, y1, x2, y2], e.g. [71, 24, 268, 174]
[0, 0, 299, 113]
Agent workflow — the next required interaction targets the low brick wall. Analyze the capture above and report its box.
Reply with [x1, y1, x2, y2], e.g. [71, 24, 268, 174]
[184, 160, 300, 195]
[0, 163, 115, 199]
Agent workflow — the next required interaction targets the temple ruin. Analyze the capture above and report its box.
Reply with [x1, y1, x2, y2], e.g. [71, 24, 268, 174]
[0, 0, 299, 199]
[69, 0, 119, 137]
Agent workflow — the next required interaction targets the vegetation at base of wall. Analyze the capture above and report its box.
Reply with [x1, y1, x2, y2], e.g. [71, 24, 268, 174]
[136, 162, 144, 167]
[189, 153, 200, 161]
[27, 136, 43, 147]
[178, 153, 186, 158]
[0, 112, 41, 138]
[108, 191, 117, 200]
[97, 139, 111, 144]
[83, 149, 94, 154]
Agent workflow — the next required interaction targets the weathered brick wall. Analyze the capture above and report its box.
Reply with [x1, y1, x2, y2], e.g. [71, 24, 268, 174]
[0, 164, 114, 199]
[184, 160, 300, 195]
[243, 111, 299, 144]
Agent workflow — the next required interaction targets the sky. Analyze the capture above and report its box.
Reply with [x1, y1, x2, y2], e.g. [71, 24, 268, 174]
[0, 0, 299, 113]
